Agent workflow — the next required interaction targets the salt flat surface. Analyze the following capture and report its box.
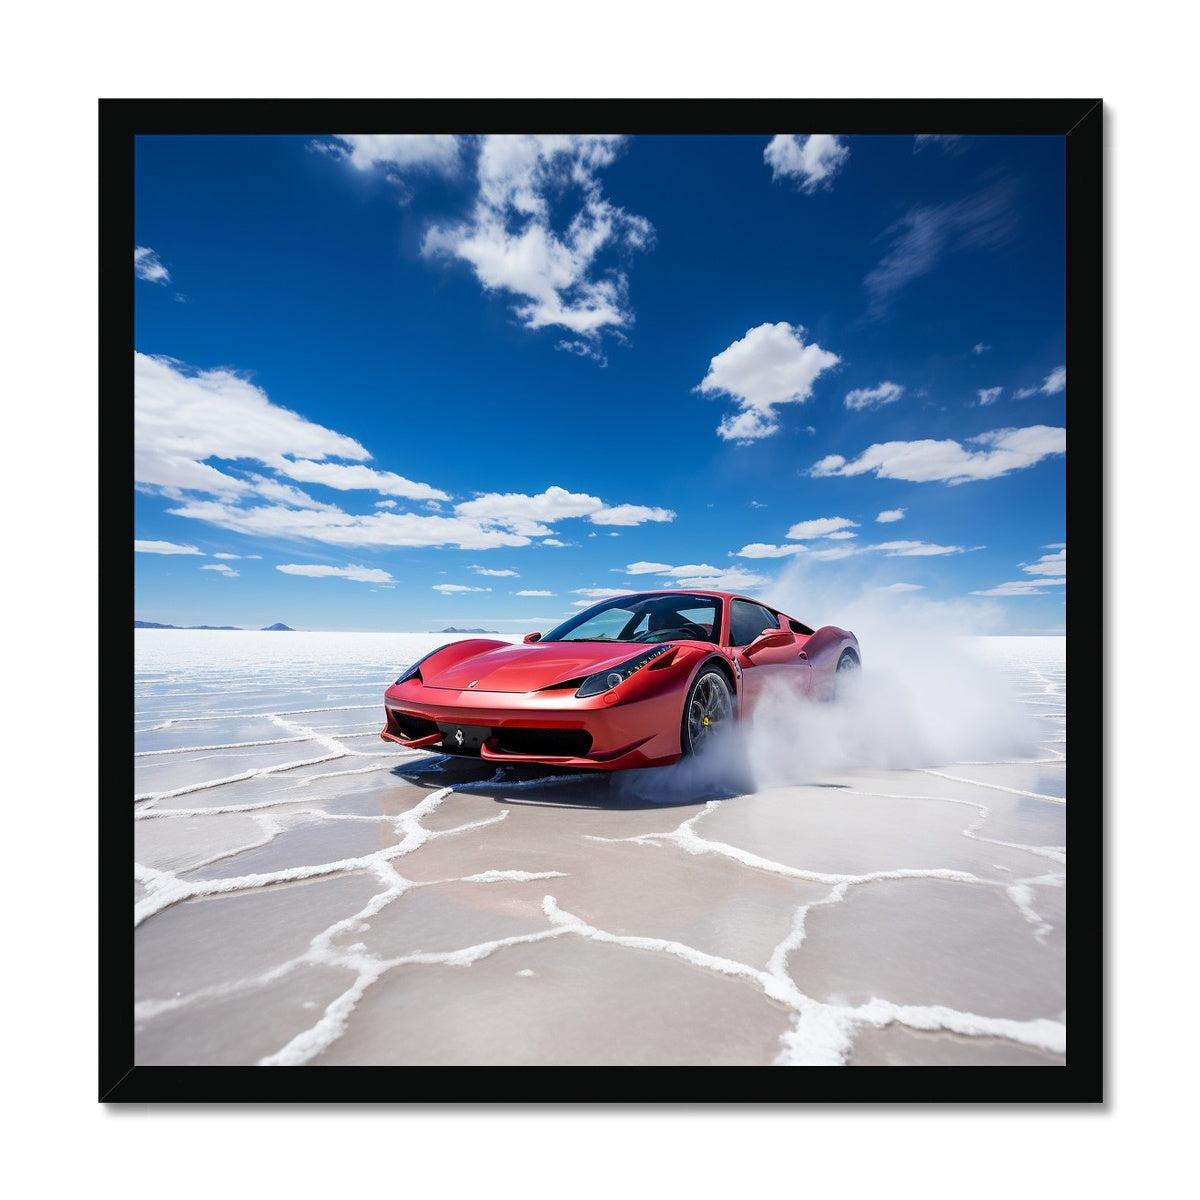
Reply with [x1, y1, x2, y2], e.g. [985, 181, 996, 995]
[133, 630, 1067, 1067]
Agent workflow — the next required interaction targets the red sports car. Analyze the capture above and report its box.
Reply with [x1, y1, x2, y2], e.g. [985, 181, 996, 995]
[381, 590, 860, 771]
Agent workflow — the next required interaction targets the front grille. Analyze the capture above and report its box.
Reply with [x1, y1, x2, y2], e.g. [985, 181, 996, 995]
[492, 727, 593, 757]
[389, 712, 594, 759]
[387, 710, 439, 741]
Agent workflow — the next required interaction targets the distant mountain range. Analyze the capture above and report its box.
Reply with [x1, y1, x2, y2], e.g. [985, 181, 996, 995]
[440, 626, 499, 634]
[135, 621, 295, 631]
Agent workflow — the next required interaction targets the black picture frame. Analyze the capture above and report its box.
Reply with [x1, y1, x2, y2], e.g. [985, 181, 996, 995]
[106, 98, 1102, 1104]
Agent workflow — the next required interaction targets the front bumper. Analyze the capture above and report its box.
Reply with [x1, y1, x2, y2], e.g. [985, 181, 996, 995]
[380, 683, 683, 770]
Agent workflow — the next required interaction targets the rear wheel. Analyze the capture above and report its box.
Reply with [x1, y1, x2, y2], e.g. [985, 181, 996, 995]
[834, 649, 860, 700]
[681, 666, 734, 755]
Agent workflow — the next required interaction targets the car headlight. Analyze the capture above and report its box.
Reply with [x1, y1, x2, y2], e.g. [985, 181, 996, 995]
[575, 645, 674, 697]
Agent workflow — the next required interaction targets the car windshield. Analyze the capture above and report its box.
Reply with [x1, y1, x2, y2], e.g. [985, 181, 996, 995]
[540, 593, 722, 644]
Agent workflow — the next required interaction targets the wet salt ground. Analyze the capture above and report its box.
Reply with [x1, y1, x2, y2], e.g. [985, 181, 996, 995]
[133, 631, 1067, 1068]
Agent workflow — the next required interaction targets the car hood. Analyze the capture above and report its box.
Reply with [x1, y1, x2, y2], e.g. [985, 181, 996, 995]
[423, 641, 669, 693]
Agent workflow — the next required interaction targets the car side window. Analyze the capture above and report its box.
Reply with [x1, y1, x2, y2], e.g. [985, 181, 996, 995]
[729, 600, 779, 647]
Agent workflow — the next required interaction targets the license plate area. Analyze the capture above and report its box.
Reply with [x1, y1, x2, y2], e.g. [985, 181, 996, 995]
[437, 723, 492, 753]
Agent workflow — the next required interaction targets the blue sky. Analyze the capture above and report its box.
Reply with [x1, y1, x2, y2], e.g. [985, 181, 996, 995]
[134, 130, 1067, 634]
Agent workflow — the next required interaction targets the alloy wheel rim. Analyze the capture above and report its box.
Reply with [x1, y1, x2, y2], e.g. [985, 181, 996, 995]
[689, 674, 731, 750]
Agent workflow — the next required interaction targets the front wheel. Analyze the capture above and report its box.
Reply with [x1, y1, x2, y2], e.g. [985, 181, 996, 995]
[681, 666, 734, 756]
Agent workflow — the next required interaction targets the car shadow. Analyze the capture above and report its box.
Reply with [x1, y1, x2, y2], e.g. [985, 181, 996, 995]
[389, 752, 751, 809]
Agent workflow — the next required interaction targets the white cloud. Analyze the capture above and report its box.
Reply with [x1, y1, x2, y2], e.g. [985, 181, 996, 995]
[455, 485, 672, 537]
[714, 408, 781, 444]
[669, 568, 768, 590]
[738, 535, 967, 561]
[914, 135, 964, 153]
[973, 342, 990, 355]
[970, 579, 1061, 597]
[977, 386, 1003, 406]
[419, 135, 653, 344]
[733, 543, 808, 559]
[201, 563, 238, 577]
[134, 246, 170, 283]
[764, 135, 850, 192]
[1021, 547, 1066, 577]
[620, 563, 769, 591]
[166, 498, 531, 550]
[321, 134, 463, 174]
[864, 181, 1016, 313]
[874, 540, 968, 557]
[572, 587, 619, 598]
[138, 355, 678, 553]
[136, 352, 547, 551]
[876, 582, 925, 592]
[785, 516, 859, 540]
[211, 552, 241, 559]
[845, 381, 904, 411]
[697, 322, 840, 443]
[470, 566, 518, 577]
[541, 538, 567, 547]
[271, 458, 448, 501]
[433, 583, 492, 594]
[876, 509, 906, 523]
[810, 425, 1065, 485]
[322, 127, 670, 330]
[455, 485, 600, 536]
[557, 338, 609, 364]
[1015, 366, 1067, 398]
[375, 499, 398, 509]
[624, 561, 676, 574]
[136, 352, 371, 496]
[135, 539, 202, 555]
[277, 563, 394, 584]
[244, 476, 340, 510]
[590, 503, 674, 526]
[652, 564, 721, 577]
[515, 589, 554, 597]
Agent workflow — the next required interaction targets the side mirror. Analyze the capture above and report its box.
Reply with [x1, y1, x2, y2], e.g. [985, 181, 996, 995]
[523, 632, 542, 643]
[745, 627, 792, 655]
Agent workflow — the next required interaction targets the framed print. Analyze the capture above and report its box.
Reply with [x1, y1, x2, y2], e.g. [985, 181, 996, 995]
[107, 98, 1100, 1102]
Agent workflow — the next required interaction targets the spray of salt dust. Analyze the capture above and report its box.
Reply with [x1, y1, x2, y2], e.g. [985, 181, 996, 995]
[612, 560, 1043, 801]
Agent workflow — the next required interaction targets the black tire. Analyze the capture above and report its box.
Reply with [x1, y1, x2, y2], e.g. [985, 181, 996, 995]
[681, 666, 734, 755]
[833, 649, 860, 700]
